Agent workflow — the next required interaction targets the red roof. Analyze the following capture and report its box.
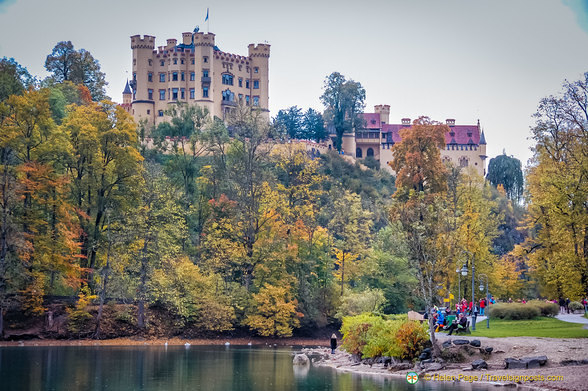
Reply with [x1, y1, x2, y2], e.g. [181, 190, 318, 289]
[376, 120, 480, 145]
[362, 113, 381, 129]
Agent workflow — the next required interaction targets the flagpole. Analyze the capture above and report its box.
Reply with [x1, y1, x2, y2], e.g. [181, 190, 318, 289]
[207, 8, 210, 33]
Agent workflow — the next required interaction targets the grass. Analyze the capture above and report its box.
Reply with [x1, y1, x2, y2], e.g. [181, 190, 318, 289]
[451, 317, 588, 338]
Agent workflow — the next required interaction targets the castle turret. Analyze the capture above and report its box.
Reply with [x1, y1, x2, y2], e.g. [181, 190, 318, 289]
[374, 104, 390, 124]
[131, 35, 156, 125]
[248, 43, 271, 118]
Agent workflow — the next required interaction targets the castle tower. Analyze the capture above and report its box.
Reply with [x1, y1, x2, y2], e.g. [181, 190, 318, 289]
[193, 32, 215, 116]
[374, 104, 390, 124]
[121, 80, 132, 114]
[130, 35, 156, 125]
[248, 43, 271, 118]
[478, 120, 487, 175]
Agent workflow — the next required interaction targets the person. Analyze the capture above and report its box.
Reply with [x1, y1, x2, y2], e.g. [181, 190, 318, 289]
[435, 310, 445, 332]
[446, 313, 468, 336]
[522, 298, 526, 304]
[582, 297, 588, 314]
[330, 333, 337, 354]
[508, 298, 513, 303]
[479, 298, 486, 316]
[559, 297, 566, 313]
[566, 298, 571, 314]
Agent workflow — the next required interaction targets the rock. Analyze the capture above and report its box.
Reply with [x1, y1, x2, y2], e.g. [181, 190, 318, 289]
[484, 347, 493, 353]
[471, 359, 488, 369]
[388, 362, 413, 372]
[422, 347, 432, 355]
[421, 358, 433, 364]
[504, 358, 527, 369]
[521, 356, 547, 369]
[442, 341, 452, 349]
[453, 339, 469, 345]
[469, 340, 481, 347]
[292, 354, 310, 366]
[421, 362, 444, 372]
[560, 359, 580, 366]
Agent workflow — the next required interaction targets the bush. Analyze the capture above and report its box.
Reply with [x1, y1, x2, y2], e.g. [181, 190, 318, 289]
[569, 301, 584, 312]
[528, 301, 559, 317]
[487, 303, 540, 320]
[340, 313, 428, 360]
[67, 286, 96, 335]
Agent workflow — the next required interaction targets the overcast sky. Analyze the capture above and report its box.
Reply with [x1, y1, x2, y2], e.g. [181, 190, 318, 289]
[1, 0, 587, 167]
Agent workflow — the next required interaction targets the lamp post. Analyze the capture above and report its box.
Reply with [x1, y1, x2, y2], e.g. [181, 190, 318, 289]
[456, 264, 467, 305]
[479, 274, 489, 329]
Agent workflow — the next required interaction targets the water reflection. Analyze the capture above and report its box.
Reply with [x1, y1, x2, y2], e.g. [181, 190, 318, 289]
[0, 345, 492, 391]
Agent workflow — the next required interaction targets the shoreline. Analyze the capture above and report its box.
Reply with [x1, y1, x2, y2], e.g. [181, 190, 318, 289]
[311, 336, 588, 391]
[0, 336, 330, 348]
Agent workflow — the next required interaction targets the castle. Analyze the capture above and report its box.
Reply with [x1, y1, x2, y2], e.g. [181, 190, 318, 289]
[123, 31, 270, 125]
[329, 105, 487, 176]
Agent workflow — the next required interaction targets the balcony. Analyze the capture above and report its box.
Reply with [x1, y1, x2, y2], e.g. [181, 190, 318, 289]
[201, 76, 211, 84]
[221, 100, 237, 107]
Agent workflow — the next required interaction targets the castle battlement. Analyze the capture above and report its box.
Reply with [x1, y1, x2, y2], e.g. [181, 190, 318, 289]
[131, 35, 155, 49]
[248, 43, 270, 58]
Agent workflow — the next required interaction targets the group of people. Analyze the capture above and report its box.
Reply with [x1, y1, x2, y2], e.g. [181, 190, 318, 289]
[454, 296, 495, 317]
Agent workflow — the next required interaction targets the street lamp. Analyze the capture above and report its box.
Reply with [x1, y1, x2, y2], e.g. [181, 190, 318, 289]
[456, 264, 468, 304]
[479, 274, 489, 329]
[462, 251, 476, 331]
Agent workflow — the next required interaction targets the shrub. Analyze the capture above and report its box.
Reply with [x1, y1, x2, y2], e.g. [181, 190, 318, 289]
[487, 303, 540, 320]
[341, 313, 428, 360]
[67, 286, 96, 335]
[569, 301, 584, 312]
[394, 321, 429, 360]
[528, 301, 559, 317]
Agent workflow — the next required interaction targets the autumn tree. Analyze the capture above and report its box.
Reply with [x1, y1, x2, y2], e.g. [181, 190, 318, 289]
[245, 284, 300, 337]
[0, 57, 35, 102]
[524, 72, 588, 298]
[320, 72, 365, 151]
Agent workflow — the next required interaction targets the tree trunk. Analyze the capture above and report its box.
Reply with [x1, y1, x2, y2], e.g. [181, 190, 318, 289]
[137, 240, 148, 329]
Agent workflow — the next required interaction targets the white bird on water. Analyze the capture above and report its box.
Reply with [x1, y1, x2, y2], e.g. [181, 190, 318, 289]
[184, 342, 191, 347]
[224, 342, 230, 346]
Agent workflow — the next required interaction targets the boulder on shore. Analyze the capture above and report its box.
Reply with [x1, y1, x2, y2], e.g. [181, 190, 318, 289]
[293, 354, 310, 366]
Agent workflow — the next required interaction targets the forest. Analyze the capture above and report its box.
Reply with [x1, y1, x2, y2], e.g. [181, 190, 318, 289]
[0, 48, 586, 340]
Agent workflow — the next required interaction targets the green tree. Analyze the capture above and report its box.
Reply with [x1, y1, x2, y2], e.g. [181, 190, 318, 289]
[302, 108, 327, 142]
[487, 153, 524, 201]
[0, 57, 35, 102]
[320, 72, 365, 151]
[45, 41, 108, 101]
[273, 106, 303, 139]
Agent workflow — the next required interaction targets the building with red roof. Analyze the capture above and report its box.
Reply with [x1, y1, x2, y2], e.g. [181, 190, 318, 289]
[330, 105, 487, 176]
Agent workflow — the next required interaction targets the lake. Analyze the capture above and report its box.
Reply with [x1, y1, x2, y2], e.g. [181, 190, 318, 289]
[0, 345, 492, 390]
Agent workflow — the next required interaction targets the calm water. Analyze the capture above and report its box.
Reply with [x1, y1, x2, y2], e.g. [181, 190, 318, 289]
[0, 345, 491, 391]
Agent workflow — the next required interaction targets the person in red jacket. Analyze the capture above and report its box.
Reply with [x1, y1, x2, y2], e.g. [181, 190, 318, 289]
[479, 298, 486, 316]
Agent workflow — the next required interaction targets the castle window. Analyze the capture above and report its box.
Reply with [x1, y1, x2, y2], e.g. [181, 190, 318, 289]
[222, 89, 235, 102]
[159, 89, 165, 100]
[160, 60, 165, 66]
[254, 67, 259, 73]
[203, 56, 208, 63]
[147, 110, 150, 115]
[172, 72, 178, 81]
[245, 95, 250, 105]
[246, 79, 250, 89]
[173, 58, 177, 65]
[238, 78, 243, 87]
[253, 96, 259, 106]
[148, 89, 153, 100]
[238, 65, 242, 71]
[181, 88, 185, 99]
[158, 110, 164, 117]
[356, 148, 363, 158]
[191, 58, 195, 65]
[203, 69, 209, 78]
[133, 59, 136, 65]
[459, 157, 469, 167]
[181, 72, 185, 81]
[159, 73, 165, 82]
[181, 59, 184, 64]
[190, 88, 195, 99]
[238, 93, 243, 102]
[253, 80, 260, 89]
[148, 59, 152, 66]
[222, 74, 234, 85]
[367, 148, 374, 157]
[203, 87, 209, 98]
[172, 88, 178, 100]
[148, 72, 153, 82]
[190, 72, 195, 81]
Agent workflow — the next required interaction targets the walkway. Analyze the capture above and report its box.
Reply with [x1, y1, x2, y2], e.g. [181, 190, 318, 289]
[555, 313, 588, 324]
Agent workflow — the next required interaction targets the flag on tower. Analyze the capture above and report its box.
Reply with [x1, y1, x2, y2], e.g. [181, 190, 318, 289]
[205, 8, 209, 21]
